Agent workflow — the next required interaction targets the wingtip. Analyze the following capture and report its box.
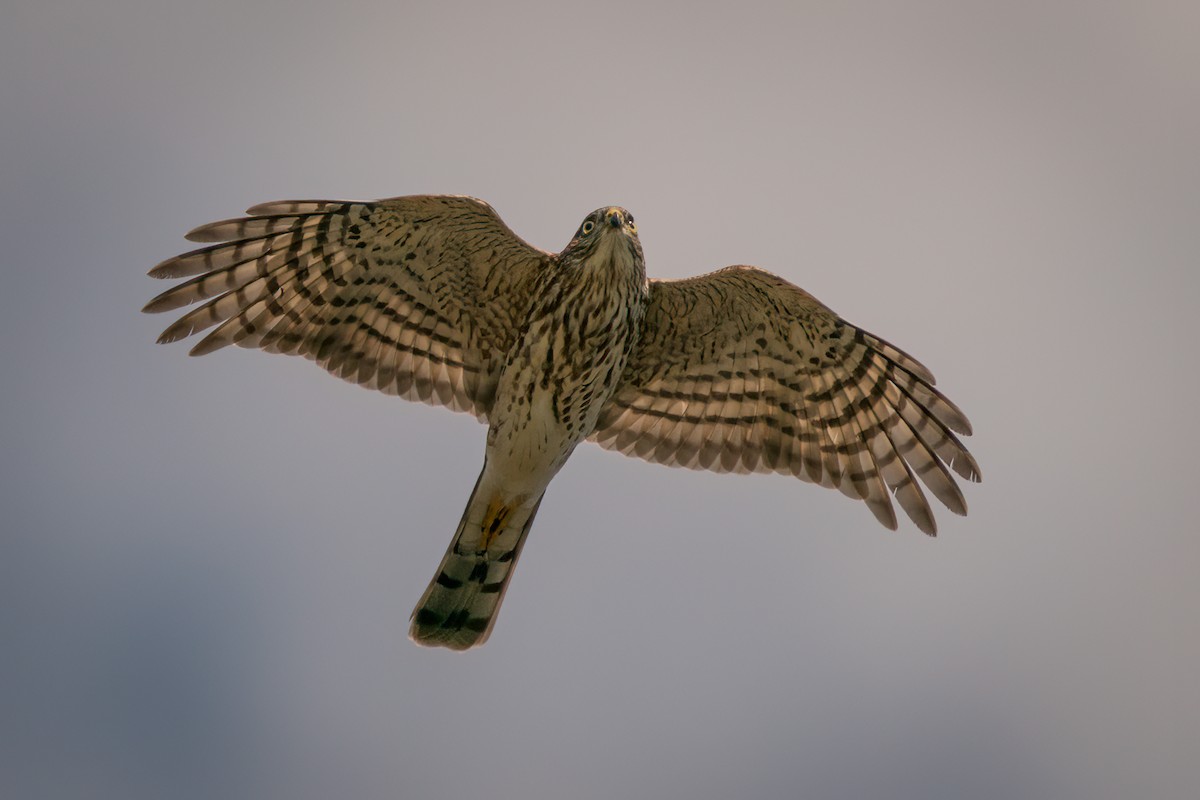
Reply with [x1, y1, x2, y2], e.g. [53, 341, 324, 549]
[946, 415, 973, 437]
[187, 335, 226, 357]
[245, 199, 341, 215]
[183, 223, 221, 243]
[951, 452, 983, 483]
[147, 256, 182, 279]
[142, 287, 181, 314]
[155, 325, 190, 346]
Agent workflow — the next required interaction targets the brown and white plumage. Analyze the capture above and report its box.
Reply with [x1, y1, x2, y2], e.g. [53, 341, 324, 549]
[145, 194, 980, 649]
[591, 267, 980, 535]
[145, 196, 551, 419]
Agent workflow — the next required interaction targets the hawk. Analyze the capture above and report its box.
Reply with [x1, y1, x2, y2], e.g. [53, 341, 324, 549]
[144, 195, 980, 650]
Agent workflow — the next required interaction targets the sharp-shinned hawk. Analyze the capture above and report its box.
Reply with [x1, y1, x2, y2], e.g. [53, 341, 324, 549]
[144, 195, 980, 650]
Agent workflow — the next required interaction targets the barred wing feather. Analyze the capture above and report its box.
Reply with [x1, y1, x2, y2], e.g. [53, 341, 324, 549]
[590, 266, 981, 535]
[144, 195, 551, 420]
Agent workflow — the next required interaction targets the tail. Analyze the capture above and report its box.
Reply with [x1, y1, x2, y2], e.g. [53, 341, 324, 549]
[409, 468, 544, 651]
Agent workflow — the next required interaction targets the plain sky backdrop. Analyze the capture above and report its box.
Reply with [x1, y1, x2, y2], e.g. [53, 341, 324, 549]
[3, 1, 1198, 798]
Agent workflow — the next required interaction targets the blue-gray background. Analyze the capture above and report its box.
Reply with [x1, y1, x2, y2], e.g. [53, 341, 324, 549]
[3, 2, 1197, 798]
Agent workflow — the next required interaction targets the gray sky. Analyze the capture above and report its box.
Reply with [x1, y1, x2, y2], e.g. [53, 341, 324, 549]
[3, 1, 1198, 798]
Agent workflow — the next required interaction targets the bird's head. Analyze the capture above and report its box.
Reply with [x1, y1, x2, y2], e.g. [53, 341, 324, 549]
[563, 206, 642, 271]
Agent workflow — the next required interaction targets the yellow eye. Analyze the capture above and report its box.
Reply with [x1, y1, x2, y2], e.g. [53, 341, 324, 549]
[581, 220, 595, 235]
[627, 218, 637, 233]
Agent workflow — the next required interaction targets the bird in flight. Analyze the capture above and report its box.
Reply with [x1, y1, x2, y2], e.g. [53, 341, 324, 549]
[145, 195, 980, 650]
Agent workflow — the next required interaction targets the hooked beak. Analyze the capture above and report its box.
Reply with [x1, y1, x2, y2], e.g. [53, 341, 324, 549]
[605, 208, 624, 229]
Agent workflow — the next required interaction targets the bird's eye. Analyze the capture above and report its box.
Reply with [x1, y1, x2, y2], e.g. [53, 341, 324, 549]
[581, 220, 595, 235]
[627, 217, 637, 233]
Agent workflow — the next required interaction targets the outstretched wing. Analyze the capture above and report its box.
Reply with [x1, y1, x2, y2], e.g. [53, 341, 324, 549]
[144, 195, 551, 420]
[589, 266, 980, 534]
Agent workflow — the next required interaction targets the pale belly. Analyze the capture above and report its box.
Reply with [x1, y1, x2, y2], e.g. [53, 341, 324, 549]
[485, 383, 590, 498]
[484, 332, 626, 499]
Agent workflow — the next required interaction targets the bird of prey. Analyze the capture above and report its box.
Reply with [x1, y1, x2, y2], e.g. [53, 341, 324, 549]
[144, 195, 980, 650]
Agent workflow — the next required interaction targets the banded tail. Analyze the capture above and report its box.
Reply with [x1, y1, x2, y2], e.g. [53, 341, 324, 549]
[409, 471, 544, 650]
